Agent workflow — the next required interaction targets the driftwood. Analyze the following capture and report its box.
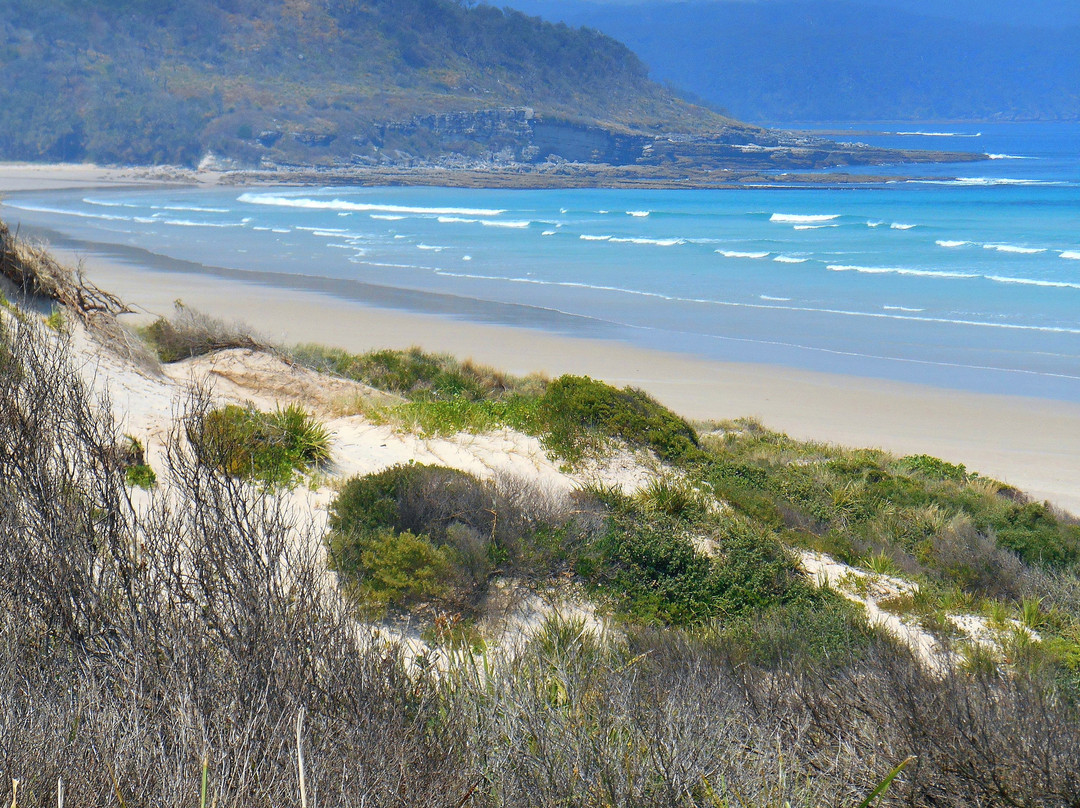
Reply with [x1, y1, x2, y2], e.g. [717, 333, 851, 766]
[0, 220, 131, 317]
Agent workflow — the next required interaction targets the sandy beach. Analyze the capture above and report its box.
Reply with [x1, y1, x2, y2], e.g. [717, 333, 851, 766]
[5, 162, 1079, 513]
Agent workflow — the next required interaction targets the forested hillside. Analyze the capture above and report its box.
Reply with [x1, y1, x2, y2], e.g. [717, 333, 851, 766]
[0, 0, 728, 166]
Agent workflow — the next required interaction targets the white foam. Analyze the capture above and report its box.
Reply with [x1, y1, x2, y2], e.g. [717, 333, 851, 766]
[774, 255, 808, 264]
[1060, 251, 1080, 260]
[760, 295, 791, 301]
[437, 215, 530, 228]
[541, 230, 557, 236]
[580, 234, 612, 241]
[159, 204, 231, 213]
[371, 214, 406, 221]
[271, 228, 291, 233]
[936, 240, 970, 248]
[988, 154, 1033, 160]
[82, 198, 140, 208]
[416, 244, 445, 251]
[717, 250, 770, 259]
[428, 270, 1080, 336]
[983, 243, 1046, 254]
[238, 192, 505, 217]
[794, 224, 838, 230]
[828, 264, 979, 279]
[883, 305, 925, 312]
[891, 131, 981, 137]
[462, 255, 472, 261]
[890, 223, 917, 230]
[627, 210, 651, 217]
[987, 275, 1080, 290]
[770, 213, 839, 224]
[609, 236, 684, 246]
[866, 221, 884, 228]
[920, 177, 1056, 187]
[4, 202, 133, 222]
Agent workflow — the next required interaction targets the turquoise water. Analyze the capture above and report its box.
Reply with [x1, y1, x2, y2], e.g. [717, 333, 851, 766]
[4, 122, 1079, 400]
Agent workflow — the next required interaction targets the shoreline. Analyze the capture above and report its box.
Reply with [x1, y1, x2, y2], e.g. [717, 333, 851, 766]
[49, 241, 1080, 516]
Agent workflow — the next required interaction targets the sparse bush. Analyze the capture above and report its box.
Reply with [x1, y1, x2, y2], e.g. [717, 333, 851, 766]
[328, 464, 585, 610]
[139, 301, 263, 362]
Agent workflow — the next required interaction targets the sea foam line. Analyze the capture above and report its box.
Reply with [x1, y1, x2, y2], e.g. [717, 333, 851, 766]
[770, 213, 839, 224]
[828, 265, 979, 279]
[774, 255, 808, 264]
[5, 202, 134, 222]
[987, 275, 1080, 290]
[1061, 251, 1080, 260]
[430, 269, 1080, 334]
[936, 240, 970, 248]
[891, 131, 981, 137]
[717, 250, 770, 259]
[609, 236, 684, 246]
[983, 243, 1046, 254]
[437, 215, 531, 228]
[237, 192, 505, 217]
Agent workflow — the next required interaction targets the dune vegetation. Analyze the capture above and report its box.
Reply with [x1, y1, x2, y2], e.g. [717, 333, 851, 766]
[2, 226, 1080, 805]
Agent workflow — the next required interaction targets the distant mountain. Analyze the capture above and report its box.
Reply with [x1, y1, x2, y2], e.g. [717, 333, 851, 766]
[504, 0, 1080, 122]
[0, 0, 734, 166]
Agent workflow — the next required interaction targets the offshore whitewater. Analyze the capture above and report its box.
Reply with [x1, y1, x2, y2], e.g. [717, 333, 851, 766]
[3, 122, 1079, 401]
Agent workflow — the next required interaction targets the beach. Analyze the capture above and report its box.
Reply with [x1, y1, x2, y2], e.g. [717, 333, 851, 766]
[5, 162, 1080, 514]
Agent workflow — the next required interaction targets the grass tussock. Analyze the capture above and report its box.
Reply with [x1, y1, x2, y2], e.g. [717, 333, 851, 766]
[293, 343, 546, 401]
[191, 403, 331, 485]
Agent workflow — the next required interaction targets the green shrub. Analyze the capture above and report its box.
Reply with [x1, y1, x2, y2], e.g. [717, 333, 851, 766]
[537, 375, 700, 463]
[347, 528, 455, 611]
[125, 463, 157, 489]
[903, 454, 968, 482]
[43, 307, 65, 332]
[587, 510, 810, 626]
[328, 464, 559, 610]
[992, 501, 1080, 567]
[713, 598, 875, 670]
[194, 403, 331, 484]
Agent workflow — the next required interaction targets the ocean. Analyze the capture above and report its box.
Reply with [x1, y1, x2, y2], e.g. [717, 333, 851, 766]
[3, 122, 1079, 401]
